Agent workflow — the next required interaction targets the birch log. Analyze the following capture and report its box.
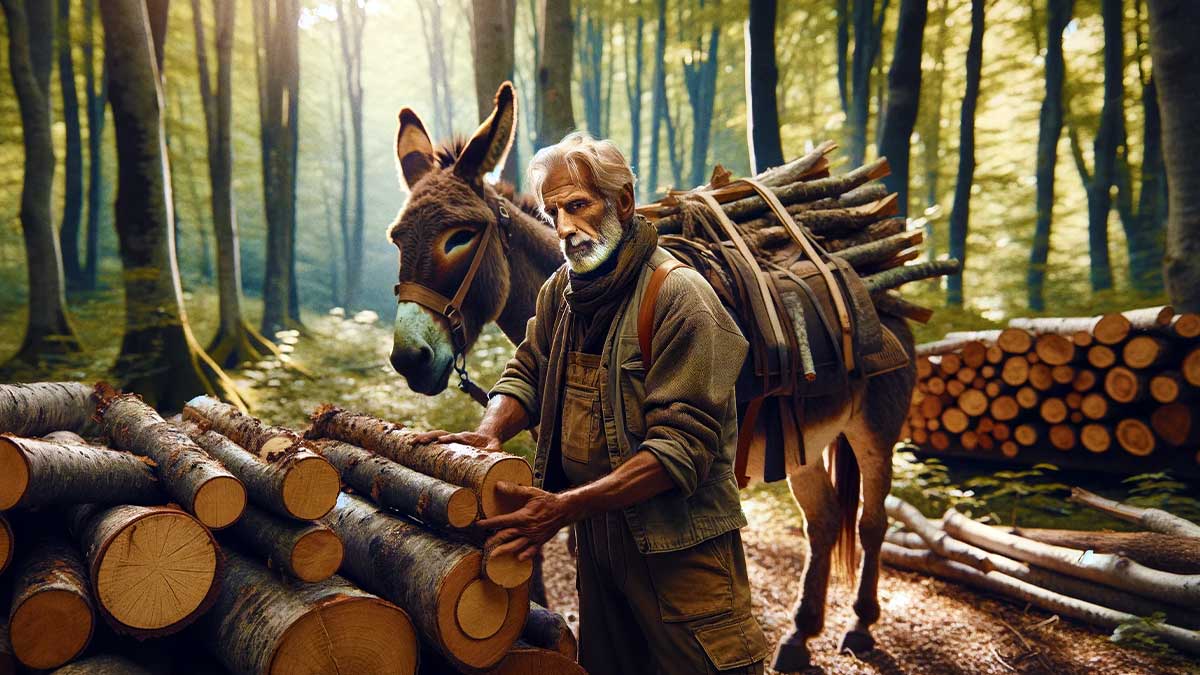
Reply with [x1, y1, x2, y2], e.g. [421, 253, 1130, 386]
[184, 395, 303, 460]
[0, 435, 160, 510]
[1070, 487, 1200, 538]
[49, 655, 152, 675]
[201, 548, 418, 675]
[181, 421, 338, 520]
[323, 492, 528, 670]
[95, 389, 245, 528]
[67, 504, 220, 637]
[308, 407, 532, 518]
[223, 503, 344, 583]
[1005, 527, 1200, 575]
[521, 603, 578, 659]
[0, 382, 96, 436]
[7, 531, 94, 669]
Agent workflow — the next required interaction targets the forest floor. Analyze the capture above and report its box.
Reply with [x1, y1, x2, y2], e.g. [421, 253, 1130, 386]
[1, 293, 1198, 674]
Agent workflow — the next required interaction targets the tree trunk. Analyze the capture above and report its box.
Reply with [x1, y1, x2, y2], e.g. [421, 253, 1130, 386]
[95, 389, 246, 529]
[0, 435, 160, 510]
[877, 0, 926, 219]
[82, 0, 106, 292]
[535, 0, 575, 148]
[67, 503, 220, 637]
[180, 419, 338, 521]
[1083, 0, 1123, 292]
[623, 10, 645, 187]
[0, 382, 97, 437]
[199, 546, 417, 675]
[337, 0, 368, 308]
[646, 0, 668, 198]
[0, 0, 82, 364]
[576, 5, 603, 136]
[945, 0, 984, 306]
[1028, 0, 1074, 311]
[920, 0, 947, 256]
[1148, 0, 1200, 311]
[848, 0, 886, 167]
[684, 22, 720, 188]
[58, 0, 85, 290]
[223, 503, 345, 583]
[745, 0, 784, 174]
[323, 493, 528, 671]
[307, 407, 533, 518]
[184, 394, 304, 458]
[1127, 73, 1167, 294]
[415, 0, 455, 140]
[7, 528, 94, 670]
[311, 439, 478, 530]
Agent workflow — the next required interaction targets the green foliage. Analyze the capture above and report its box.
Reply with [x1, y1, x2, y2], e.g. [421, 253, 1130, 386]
[1122, 472, 1200, 524]
[1109, 612, 1174, 656]
[890, 449, 984, 515]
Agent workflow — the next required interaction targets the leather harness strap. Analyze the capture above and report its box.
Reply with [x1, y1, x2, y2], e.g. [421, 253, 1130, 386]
[637, 259, 687, 370]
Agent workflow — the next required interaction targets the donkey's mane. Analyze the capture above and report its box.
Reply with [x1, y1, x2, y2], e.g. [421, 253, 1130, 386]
[432, 136, 543, 222]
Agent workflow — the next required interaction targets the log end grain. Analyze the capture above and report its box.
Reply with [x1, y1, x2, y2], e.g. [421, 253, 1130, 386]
[191, 474, 247, 529]
[94, 509, 219, 633]
[281, 454, 341, 520]
[1173, 313, 1200, 339]
[1104, 367, 1141, 404]
[1080, 424, 1112, 454]
[480, 458, 535, 518]
[1093, 312, 1132, 344]
[483, 549, 535, 589]
[1149, 373, 1181, 404]
[10, 590, 93, 669]
[289, 528, 345, 583]
[1115, 419, 1155, 457]
[271, 595, 418, 675]
[1184, 348, 1200, 387]
[1035, 333, 1075, 366]
[0, 514, 10, 576]
[447, 488, 481, 529]
[442, 561, 530, 669]
[485, 646, 588, 675]
[0, 437, 30, 510]
[456, 579, 510, 640]
[997, 328, 1033, 354]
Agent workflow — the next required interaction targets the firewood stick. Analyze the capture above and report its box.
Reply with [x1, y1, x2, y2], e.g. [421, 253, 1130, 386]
[1152, 403, 1199, 448]
[942, 509, 1200, 606]
[835, 230, 924, 268]
[1172, 313, 1200, 339]
[880, 542, 1200, 655]
[7, 529, 94, 669]
[1149, 371, 1187, 404]
[223, 503, 344, 583]
[734, 185, 893, 234]
[0, 435, 160, 510]
[863, 259, 961, 293]
[1184, 346, 1200, 387]
[521, 603, 578, 660]
[1034, 333, 1075, 366]
[1009, 306, 1172, 345]
[1115, 418, 1156, 456]
[757, 141, 839, 187]
[872, 291, 934, 323]
[1104, 367, 1147, 404]
[184, 395, 304, 460]
[0, 382, 97, 437]
[824, 218, 906, 253]
[1071, 487, 1200, 537]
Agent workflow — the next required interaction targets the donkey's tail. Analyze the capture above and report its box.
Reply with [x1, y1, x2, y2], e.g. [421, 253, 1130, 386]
[830, 433, 859, 585]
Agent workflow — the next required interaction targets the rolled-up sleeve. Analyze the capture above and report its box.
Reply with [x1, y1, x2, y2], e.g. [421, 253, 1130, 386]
[637, 270, 748, 496]
[489, 272, 562, 426]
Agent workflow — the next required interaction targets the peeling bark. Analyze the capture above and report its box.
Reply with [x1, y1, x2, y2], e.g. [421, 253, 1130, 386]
[49, 655, 151, 675]
[0, 435, 159, 510]
[0, 382, 97, 437]
[222, 503, 343, 583]
[185, 395, 303, 460]
[8, 529, 94, 669]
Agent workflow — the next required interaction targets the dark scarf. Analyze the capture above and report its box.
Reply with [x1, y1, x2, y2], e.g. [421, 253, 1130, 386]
[565, 215, 658, 352]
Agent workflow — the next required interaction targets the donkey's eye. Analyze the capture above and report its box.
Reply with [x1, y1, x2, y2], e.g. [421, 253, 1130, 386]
[443, 229, 475, 255]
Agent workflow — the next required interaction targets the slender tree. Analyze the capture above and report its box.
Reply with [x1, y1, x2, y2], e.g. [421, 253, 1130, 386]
[100, 0, 242, 409]
[416, 0, 456, 140]
[337, 0, 367, 308]
[946, 0, 984, 307]
[622, 6, 645, 188]
[58, 0, 86, 290]
[471, 0, 517, 182]
[683, 6, 720, 187]
[535, 0, 575, 148]
[1147, 0, 1200, 310]
[876, 0, 927, 218]
[1027, 0, 1074, 311]
[576, 4, 605, 137]
[745, 0, 784, 173]
[920, 0, 948, 257]
[0, 0, 82, 366]
[647, 0, 667, 197]
[847, 0, 889, 166]
[82, 0, 107, 291]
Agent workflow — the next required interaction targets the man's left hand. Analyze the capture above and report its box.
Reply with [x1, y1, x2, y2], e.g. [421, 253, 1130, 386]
[478, 482, 583, 561]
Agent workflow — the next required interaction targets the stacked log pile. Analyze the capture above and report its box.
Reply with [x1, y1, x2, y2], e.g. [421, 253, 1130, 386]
[883, 493, 1200, 655]
[0, 383, 577, 674]
[638, 141, 959, 325]
[903, 306, 1200, 474]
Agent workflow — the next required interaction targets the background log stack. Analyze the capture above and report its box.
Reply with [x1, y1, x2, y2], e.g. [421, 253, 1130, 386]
[0, 382, 575, 674]
[902, 307, 1200, 475]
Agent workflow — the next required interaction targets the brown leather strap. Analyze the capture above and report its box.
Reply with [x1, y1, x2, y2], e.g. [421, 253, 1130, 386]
[638, 259, 687, 369]
[741, 177, 856, 372]
[734, 396, 764, 489]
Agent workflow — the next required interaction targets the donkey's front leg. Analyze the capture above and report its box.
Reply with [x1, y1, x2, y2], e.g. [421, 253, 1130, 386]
[773, 464, 841, 673]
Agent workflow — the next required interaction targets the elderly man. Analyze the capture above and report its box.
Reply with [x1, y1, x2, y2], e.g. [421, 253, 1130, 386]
[434, 133, 767, 674]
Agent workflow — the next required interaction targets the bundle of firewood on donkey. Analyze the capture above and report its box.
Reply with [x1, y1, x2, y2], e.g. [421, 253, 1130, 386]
[0, 382, 580, 674]
[882, 492, 1200, 656]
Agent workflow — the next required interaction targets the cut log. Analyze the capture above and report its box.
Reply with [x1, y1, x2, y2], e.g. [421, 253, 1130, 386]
[67, 504, 220, 637]
[484, 645, 588, 675]
[996, 328, 1033, 354]
[1152, 403, 1198, 448]
[873, 291, 933, 323]
[521, 603, 578, 660]
[1149, 371, 1186, 404]
[958, 389, 988, 417]
[1007, 528, 1200, 576]
[1014, 423, 1040, 447]
[1104, 367, 1146, 404]
[941, 408, 969, 434]
[0, 435, 160, 510]
[1052, 365, 1075, 386]
[1007, 308, 1163, 345]
[0, 513, 11, 576]
[481, 540, 535, 590]
[1184, 347, 1200, 387]
[1072, 369, 1098, 393]
[1034, 333, 1075, 366]
[989, 395, 1019, 422]
[824, 218, 906, 253]
[1172, 313, 1200, 339]
[0, 382, 96, 437]
[8, 530, 94, 669]
[224, 503, 344, 583]
[1039, 398, 1068, 424]
[311, 439, 477, 530]
[94, 389, 245, 529]
[834, 230, 923, 268]
[880, 543, 1200, 655]
[938, 353, 962, 376]
[862, 259, 961, 293]
[1123, 335, 1172, 370]
[323, 493, 528, 670]
[201, 547, 418, 675]
[1048, 424, 1076, 451]
[1080, 424, 1113, 453]
[308, 407, 532, 518]
[1115, 418, 1156, 456]
[181, 421, 338, 521]
[1080, 392, 1109, 420]
[1072, 330, 1094, 348]
[184, 395, 303, 460]
[1028, 363, 1054, 391]
[1015, 386, 1038, 409]
[49, 655, 152, 675]
[1000, 356, 1029, 387]
[1071, 487, 1200, 538]
[942, 509, 1200, 607]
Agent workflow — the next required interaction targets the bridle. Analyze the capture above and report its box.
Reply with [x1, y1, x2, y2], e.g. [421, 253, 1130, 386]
[393, 196, 513, 407]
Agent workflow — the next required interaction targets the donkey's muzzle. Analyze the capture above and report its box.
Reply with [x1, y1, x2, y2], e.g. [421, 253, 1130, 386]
[390, 342, 434, 377]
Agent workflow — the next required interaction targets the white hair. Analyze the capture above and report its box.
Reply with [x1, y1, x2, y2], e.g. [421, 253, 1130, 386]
[527, 132, 636, 216]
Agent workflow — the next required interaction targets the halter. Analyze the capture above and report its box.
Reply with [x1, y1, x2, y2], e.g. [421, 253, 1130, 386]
[393, 196, 512, 406]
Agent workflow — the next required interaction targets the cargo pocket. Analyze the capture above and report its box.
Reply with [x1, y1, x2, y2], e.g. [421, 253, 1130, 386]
[619, 358, 647, 437]
[693, 613, 770, 670]
[561, 384, 602, 464]
[643, 535, 733, 622]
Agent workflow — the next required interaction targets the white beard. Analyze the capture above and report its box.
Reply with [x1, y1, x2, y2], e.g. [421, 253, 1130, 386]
[562, 205, 624, 273]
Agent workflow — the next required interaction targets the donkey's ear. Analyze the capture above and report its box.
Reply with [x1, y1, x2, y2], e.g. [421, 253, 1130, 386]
[454, 81, 517, 184]
[395, 108, 436, 190]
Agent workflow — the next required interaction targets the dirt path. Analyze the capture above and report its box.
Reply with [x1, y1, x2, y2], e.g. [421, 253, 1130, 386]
[542, 493, 1198, 675]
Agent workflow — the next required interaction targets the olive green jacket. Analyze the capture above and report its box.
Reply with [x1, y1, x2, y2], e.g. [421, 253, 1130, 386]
[490, 247, 750, 554]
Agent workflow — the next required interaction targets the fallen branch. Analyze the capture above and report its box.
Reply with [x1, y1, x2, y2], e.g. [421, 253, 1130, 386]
[1070, 487, 1200, 538]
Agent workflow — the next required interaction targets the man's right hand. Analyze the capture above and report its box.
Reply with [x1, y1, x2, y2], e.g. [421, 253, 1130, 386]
[411, 430, 503, 452]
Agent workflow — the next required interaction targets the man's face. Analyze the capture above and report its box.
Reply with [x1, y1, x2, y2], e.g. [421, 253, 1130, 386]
[541, 161, 624, 273]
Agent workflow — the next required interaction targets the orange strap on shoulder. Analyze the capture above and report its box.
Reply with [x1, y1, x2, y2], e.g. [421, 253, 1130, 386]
[638, 259, 687, 370]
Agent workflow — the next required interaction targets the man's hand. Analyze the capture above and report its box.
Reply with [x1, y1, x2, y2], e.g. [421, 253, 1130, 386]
[478, 482, 584, 562]
[412, 429, 502, 452]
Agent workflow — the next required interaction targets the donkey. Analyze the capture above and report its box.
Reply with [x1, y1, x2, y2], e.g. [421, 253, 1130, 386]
[385, 82, 916, 673]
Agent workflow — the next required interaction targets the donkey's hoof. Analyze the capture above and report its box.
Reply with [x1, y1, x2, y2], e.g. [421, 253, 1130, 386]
[839, 629, 876, 655]
[771, 635, 812, 673]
